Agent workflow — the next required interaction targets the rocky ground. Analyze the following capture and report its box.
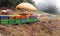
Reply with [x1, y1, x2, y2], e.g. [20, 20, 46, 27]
[0, 13, 60, 36]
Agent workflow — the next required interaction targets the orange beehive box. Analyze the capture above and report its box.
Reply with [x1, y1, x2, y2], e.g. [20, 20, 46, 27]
[25, 15, 30, 18]
[15, 15, 21, 19]
[34, 15, 37, 18]
[9, 15, 15, 19]
[20, 15, 26, 19]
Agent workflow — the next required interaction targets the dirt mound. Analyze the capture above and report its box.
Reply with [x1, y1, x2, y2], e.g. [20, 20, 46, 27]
[0, 19, 60, 36]
[0, 14, 60, 36]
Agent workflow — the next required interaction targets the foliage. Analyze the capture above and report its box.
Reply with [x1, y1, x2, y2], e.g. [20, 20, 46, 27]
[0, 0, 35, 8]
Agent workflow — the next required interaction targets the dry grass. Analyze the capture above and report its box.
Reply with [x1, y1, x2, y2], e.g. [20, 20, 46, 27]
[0, 10, 60, 36]
[0, 14, 60, 36]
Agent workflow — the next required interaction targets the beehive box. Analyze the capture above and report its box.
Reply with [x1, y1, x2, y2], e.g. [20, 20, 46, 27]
[0, 15, 39, 25]
[0, 15, 8, 19]
[30, 16, 34, 22]
[34, 18, 38, 22]
[9, 15, 15, 19]
[0, 20, 8, 25]
[8, 19, 15, 24]
[15, 15, 21, 19]
[25, 18, 30, 22]
[20, 19, 26, 23]
[15, 19, 21, 24]
[20, 15, 26, 19]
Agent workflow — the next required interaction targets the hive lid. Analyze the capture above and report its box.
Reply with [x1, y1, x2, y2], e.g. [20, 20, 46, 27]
[16, 3, 37, 11]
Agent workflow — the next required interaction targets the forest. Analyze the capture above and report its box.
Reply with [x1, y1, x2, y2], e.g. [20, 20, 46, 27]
[0, 0, 35, 8]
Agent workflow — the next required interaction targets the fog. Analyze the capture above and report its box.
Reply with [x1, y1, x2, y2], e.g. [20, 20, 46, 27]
[33, 0, 60, 15]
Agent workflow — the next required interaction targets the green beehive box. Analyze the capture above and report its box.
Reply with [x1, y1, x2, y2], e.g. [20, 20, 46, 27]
[15, 19, 20, 23]
[1, 21, 8, 25]
[9, 19, 15, 24]
[0, 21, 1, 24]
[30, 19, 34, 22]
[0, 20, 8, 25]
[0, 20, 8, 22]
[25, 18, 30, 23]
[34, 18, 39, 22]
[34, 18, 38, 22]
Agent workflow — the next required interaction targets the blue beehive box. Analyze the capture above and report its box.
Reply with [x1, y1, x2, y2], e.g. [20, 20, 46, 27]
[20, 19, 26, 23]
[30, 16, 34, 22]
[30, 16, 34, 19]
[0, 16, 8, 19]
[0, 16, 1, 19]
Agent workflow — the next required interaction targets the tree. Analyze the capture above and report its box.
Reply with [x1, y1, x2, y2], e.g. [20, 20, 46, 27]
[0, 0, 35, 8]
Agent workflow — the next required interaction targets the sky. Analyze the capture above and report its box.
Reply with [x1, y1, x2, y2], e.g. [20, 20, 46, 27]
[33, 0, 60, 7]
[56, 0, 60, 8]
[33, 0, 60, 14]
[33, 0, 44, 4]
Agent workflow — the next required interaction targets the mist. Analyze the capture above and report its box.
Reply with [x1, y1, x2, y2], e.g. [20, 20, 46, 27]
[34, 0, 60, 15]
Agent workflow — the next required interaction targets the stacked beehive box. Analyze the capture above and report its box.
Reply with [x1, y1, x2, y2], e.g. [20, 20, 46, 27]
[0, 15, 39, 25]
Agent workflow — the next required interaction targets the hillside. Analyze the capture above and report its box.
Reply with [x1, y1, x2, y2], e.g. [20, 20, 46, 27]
[0, 12, 60, 36]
